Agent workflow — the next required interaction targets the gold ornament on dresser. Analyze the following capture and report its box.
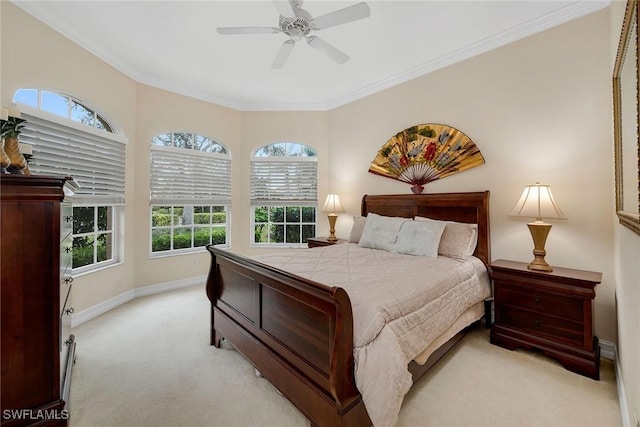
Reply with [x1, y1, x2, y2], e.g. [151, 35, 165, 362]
[1, 114, 31, 175]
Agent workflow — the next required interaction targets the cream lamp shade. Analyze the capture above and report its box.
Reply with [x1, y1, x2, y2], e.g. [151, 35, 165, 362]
[322, 193, 344, 241]
[509, 182, 566, 271]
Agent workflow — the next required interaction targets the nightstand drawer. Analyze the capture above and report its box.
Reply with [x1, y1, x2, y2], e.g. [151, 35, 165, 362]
[499, 286, 583, 322]
[499, 305, 583, 346]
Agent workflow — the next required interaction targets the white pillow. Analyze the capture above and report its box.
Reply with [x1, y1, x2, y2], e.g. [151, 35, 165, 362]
[349, 216, 368, 243]
[393, 220, 446, 257]
[358, 213, 408, 251]
[414, 217, 478, 259]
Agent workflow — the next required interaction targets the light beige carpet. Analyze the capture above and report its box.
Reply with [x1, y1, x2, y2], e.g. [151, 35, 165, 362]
[69, 285, 621, 427]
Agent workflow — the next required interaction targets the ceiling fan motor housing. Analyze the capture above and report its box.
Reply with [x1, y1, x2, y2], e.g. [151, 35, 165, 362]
[279, 16, 311, 40]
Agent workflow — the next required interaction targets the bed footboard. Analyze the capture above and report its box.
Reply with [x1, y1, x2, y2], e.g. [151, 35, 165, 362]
[205, 246, 371, 427]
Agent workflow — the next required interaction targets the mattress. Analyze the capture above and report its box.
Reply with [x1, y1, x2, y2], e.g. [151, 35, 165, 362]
[252, 243, 491, 427]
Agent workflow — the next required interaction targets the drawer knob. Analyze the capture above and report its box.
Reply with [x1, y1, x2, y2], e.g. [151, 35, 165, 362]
[64, 247, 72, 253]
[64, 277, 74, 284]
[65, 307, 74, 315]
[64, 215, 73, 223]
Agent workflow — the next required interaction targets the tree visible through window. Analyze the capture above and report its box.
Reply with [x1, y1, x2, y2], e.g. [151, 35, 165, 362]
[150, 132, 231, 254]
[251, 142, 318, 246]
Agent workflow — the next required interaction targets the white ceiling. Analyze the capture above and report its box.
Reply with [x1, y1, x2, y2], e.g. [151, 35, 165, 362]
[12, 0, 609, 111]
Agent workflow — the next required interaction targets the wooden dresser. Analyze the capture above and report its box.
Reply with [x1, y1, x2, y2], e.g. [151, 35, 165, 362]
[489, 259, 601, 380]
[1, 175, 75, 426]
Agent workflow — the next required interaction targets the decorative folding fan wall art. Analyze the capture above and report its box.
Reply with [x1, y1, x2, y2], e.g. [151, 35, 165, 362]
[368, 124, 485, 193]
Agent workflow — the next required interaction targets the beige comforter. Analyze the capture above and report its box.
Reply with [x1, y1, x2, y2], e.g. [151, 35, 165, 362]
[252, 243, 490, 427]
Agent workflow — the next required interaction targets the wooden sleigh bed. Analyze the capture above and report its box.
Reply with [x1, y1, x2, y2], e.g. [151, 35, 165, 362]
[205, 192, 490, 427]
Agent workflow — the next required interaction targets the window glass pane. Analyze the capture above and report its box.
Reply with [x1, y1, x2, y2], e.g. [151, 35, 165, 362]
[73, 235, 94, 268]
[254, 207, 268, 223]
[270, 224, 284, 243]
[173, 227, 192, 249]
[97, 206, 111, 231]
[270, 207, 284, 223]
[212, 209, 225, 224]
[152, 206, 172, 227]
[71, 100, 95, 127]
[41, 91, 68, 117]
[152, 229, 171, 252]
[302, 206, 315, 223]
[97, 233, 112, 262]
[13, 89, 37, 107]
[302, 225, 315, 242]
[95, 116, 113, 132]
[286, 224, 300, 243]
[285, 207, 300, 222]
[194, 227, 211, 247]
[172, 206, 185, 226]
[254, 224, 268, 243]
[194, 206, 211, 224]
[73, 207, 95, 234]
[152, 134, 172, 147]
[212, 226, 226, 245]
[173, 132, 191, 149]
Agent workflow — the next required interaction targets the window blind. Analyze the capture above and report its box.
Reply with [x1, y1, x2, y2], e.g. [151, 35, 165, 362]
[150, 146, 231, 205]
[250, 157, 317, 206]
[20, 110, 126, 204]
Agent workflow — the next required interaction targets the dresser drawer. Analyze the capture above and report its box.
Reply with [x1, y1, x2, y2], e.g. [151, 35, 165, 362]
[499, 305, 584, 346]
[498, 285, 583, 322]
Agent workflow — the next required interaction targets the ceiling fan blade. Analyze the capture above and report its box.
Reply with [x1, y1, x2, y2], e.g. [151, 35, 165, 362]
[272, 0, 296, 17]
[306, 36, 349, 64]
[271, 40, 296, 69]
[310, 2, 370, 30]
[217, 27, 281, 35]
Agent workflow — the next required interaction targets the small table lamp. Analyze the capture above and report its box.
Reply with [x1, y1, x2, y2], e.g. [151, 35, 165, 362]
[322, 193, 344, 241]
[509, 182, 566, 272]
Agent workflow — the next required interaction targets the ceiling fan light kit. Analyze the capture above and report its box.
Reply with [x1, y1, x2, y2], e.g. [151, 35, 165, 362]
[217, 0, 370, 69]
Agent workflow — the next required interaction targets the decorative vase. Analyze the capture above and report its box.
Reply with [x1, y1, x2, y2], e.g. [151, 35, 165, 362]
[4, 137, 30, 175]
[0, 138, 10, 174]
[410, 185, 424, 194]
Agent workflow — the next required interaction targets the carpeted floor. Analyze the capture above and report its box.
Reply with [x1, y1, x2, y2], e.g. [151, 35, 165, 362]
[69, 285, 621, 427]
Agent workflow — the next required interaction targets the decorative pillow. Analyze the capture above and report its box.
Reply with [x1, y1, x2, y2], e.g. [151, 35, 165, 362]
[358, 213, 408, 251]
[349, 216, 368, 243]
[393, 220, 446, 257]
[414, 217, 478, 259]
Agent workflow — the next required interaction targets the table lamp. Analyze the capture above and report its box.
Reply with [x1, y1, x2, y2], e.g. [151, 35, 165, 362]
[509, 182, 566, 272]
[322, 193, 344, 241]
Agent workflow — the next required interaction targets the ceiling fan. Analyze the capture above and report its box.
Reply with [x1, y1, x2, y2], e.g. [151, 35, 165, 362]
[217, 1, 371, 69]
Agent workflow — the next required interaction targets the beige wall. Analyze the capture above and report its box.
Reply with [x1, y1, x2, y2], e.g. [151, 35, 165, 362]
[610, 0, 640, 424]
[2, 3, 633, 415]
[329, 9, 616, 342]
[2, 3, 138, 311]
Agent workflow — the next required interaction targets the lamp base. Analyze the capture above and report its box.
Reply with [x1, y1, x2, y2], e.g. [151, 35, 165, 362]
[526, 222, 553, 272]
[327, 213, 338, 241]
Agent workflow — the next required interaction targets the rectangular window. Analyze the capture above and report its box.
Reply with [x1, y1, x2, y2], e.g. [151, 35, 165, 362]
[72, 205, 117, 272]
[151, 205, 228, 254]
[253, 206, 315, 246]
[18, 104, 127, 274]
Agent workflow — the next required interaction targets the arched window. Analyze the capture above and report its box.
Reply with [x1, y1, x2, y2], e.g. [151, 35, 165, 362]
[14, 88, 113, 132]
[251, 142, 317, 246]
[12, 88, 126, 274]
[150, 132, 231, 254]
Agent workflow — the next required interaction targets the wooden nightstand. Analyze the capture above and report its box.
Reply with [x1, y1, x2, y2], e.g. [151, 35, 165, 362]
[307, 237, 347, 248]
[489, 259, 602, 380]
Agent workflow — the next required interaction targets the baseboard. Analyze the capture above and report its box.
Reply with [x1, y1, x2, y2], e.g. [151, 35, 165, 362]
[71, 275, 206, 327]
[599, 339, 616, 360]
[615, 347, 632, 427]
[71, 290, 135, 327]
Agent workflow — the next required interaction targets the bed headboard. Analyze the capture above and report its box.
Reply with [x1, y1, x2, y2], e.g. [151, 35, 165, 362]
[361, 192, 491, 266]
